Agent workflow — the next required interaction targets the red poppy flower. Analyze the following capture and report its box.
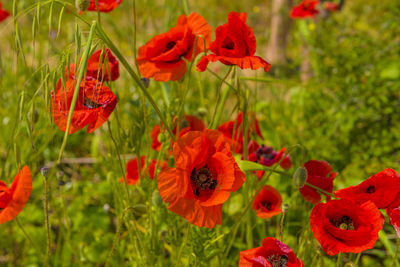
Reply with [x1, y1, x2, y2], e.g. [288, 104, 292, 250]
[252, 186, 282, 219]
[247, 141, 292, 179]
[290, 0, 319, 19]
[299, 160, 336, 204]
[0, 2, 10, 23]
[389, 208, 400, 238]
[120, 156, 167, 185]
[151, 115, 206, 151]
[324, 2, 339, 12]
[218, 112, 263, 154]
[310, 199, 384, 255]
[157, 130, 245, 228]
[239, 237, 304, 267]
[67, 49, 119, 81]
[52, 78, 117, 134]
[137, 13, 211, 82]
[87, 0, 123, 12]
[197, 12, 271, 72]
[334, 168, 400, 209]
[0, 166, 32, 224]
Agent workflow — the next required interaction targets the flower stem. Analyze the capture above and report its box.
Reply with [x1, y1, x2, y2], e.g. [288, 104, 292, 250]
[305, 182, 335, 198]
[336, 252, 342, 267]
[43, 176, 51, 267]
[15, 217, 44, 258]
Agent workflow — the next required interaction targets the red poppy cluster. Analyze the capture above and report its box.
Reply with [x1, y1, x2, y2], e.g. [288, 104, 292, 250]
[239, 237, 304, 266]
[52, 49, 119, 134]
[307, 167, 400, 255]
[290, 0, 339, 19]
[0, 166, 32, 224]
[137, 12, 270, 82]
[0, 2, 10, 23]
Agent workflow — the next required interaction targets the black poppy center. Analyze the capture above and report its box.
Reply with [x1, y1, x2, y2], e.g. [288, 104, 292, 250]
[166, 41, 176, 50]
[221, 37, 235, 50]
[262, 201, 272, 210]
[180, 119, 189, 129]
[256, 144, 274, 159]
[267, 254, 289, 267]
[330, 215, 355, 230]
[366, 185, 375, 194]
[84, 96, 102, 109]
[191, 166, 217, 197]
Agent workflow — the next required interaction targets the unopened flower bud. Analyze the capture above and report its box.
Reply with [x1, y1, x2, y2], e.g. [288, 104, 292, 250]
[75, 0, 90, 12]
[158, 133, 167, 143]
[282, 204, 289, 213]
[344, 263, 354, 267]
[293, 167, 307, 188]
[40, 167, 49, 178]
[197, 107, 208, 117]
[132, 204, 147, 216]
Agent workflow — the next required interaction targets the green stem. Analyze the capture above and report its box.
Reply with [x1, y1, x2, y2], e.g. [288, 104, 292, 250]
[336, 252, 342, 267]
[305, 182, 335, 198]
[392, 239, 400, 267]
[176, 223, 191, 265]
[15, 217, 44, 258]
[210, 66, 234, 129]
[354, 253, 362, 266]
[44, 176, 51, 267]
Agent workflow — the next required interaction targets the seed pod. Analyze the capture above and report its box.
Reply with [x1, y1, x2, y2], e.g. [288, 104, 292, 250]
[282, 204, 289, 213]
[132, 204, 147, 216]
[40, 167, 49, 178]
[157, 133, 167, 143]
[293, 167, 307, 188]
[75, 0, 90, 13]
[196, 107, 208, 117]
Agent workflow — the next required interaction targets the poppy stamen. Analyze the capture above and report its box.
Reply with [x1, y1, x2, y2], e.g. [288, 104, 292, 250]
[190, 167, 217, 197]
[330, 215, 355, 230]
[221, 37, 235, 50]
[262, 202, 272, 210]
[366, 185, 375, 194]
[267, 254, 289, 267]
[166, 41, 176, 50]
[84, 96, 102, 109]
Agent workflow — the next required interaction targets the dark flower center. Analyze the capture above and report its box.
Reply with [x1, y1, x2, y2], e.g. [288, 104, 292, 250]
[221, 37, 235, 50]
[366, 185, 375, 194]
[166, 41, 176, 50]
[84, 96, 102, 109]
[330, 215, 355, 230]
[262, 201, 272, 210]
[190, 166, 217, 197]
[180, 119, 189, 129]
[256, 145, 274, 159]
[267, 254, 289, 267]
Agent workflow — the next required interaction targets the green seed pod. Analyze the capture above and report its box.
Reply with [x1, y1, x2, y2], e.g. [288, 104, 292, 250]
[158, 133, 167, 143]
[75, 0, 90, 12]
[132, 204, 147, 216]
[152, 190, 163, 206]
[293, 167, 307, 188]
[282, 203, 289, 213]
[344, 263, 354, 267]
[196, 107, 208, 117]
